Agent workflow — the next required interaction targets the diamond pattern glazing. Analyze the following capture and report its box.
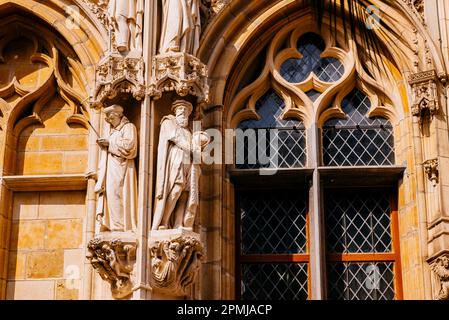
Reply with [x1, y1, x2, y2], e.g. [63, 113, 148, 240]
[237, 90, 306, 169]
[323, 89, 394, 166]
[325, 190, 392, 253]
[242, 263, 309, 300]
[240, 191, 307, 254]
[328, 262, 395, 300]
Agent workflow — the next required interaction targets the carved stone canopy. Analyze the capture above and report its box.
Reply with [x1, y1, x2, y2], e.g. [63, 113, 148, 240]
[148, 52, 209, 103]
[91, 53, 146, 108]
[86, 233, 137, 299]
[408, 70, 439, 120]
[149, 229, 204, 297]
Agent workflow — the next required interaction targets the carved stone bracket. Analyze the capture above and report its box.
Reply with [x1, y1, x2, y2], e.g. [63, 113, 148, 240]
[149, 229, 204, 298]
[424, 158, 439, 187]
[408, 70, 439, 121]
[86, 233, 137, 299]
[429, 253, 449, 300]
[148, 52, 209, 103]
[91, 53, 146, 108]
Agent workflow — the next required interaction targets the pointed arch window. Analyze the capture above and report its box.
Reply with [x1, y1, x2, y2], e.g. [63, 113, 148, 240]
[230, 24, 403, 301]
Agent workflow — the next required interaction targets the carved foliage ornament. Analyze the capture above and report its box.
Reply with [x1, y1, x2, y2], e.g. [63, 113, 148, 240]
[149, 52, 209, 103]
[81, 0, 109, 27]
[150, 236, 203, 296]
[430, 254, 449, 300]
[92, 54, 145, 108]
[86, 236, 137, 299]
[408, 70, 439, 120]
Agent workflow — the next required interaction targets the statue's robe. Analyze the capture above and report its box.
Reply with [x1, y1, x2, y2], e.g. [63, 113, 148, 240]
[152, 116, 200, 230]
[159, 0, 201, 55]
[96, 116, 138, 232]
[108, 0, 144, 51]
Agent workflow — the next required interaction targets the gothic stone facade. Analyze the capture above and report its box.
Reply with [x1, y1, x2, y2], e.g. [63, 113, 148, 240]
[0, 0, 449, 300]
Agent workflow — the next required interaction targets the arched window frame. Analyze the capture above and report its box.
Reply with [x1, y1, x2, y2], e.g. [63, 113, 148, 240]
[228, 20, 405, 301]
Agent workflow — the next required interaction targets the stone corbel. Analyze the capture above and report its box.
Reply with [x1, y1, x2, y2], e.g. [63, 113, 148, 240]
[86, 233, 137, 299]
[424, 158, 439, 187]
[148, 52, 209, 103]
[149, 230, 204, 298]
[91, 53, 146, 108]
[408, 70, 439, 123]
[428, 253, 449, 300]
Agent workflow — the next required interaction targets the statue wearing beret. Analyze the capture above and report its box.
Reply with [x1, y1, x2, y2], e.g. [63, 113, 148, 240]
[95, 105, 138, 232]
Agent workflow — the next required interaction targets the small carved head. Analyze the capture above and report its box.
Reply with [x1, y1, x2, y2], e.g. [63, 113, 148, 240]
[104, 104, 124, 128]
[441, 256, 449, 269]
[172, 100, 193, 128]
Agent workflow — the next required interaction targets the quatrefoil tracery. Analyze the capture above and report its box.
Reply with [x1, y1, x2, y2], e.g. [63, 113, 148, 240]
[229, 24, 397, 130]
[280, 33, 345, 85]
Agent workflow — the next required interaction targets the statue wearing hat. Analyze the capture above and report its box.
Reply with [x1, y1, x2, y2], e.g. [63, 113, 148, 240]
[95, 105, 138, 232]
[152, 100, 210, 231]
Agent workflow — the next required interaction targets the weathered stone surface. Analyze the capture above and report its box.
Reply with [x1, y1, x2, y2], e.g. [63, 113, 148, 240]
[56, 279, 79, 300]
[10, 221, 46, 250]
[46, 220, 83, 250]
[12, 192, 39, 221]
[6, 280, 55, 300]
[38, 191, 85, 219]
[26, 250, 64, 279]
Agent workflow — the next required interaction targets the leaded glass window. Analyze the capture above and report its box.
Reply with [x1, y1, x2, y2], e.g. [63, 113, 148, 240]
[242, 263, 309, 300]
[328, 262, 395, 300]
[280, 33, 344, 83]
[233, 29, 402, 301]
[325, 189, 400, 300]
[236, 89, 306, 169]
[239, 190, 309, 300]
[322, 89, 395, 166]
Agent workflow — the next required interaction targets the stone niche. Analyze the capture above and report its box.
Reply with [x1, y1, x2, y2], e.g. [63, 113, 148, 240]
[149, 229, 203, 299]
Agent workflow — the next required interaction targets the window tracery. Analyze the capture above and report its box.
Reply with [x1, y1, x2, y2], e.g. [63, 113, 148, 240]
[230, 23, 402, 301]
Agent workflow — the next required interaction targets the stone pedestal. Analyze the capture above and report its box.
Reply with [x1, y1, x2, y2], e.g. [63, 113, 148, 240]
[149, 229, 204, 299]
[86, 232, 137, 299]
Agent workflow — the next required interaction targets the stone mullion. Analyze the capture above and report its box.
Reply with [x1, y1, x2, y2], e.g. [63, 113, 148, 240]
[308, 124, 326, 300]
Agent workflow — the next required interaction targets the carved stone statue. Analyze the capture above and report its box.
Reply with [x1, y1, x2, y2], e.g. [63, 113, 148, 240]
[108, 0, 144, 53]
[159, 0, 201, 55]
[152, 100, 210, 231]
[95, 105, 138, 232]
[150, 236, 203, 296]
[430, 255, 449, 300]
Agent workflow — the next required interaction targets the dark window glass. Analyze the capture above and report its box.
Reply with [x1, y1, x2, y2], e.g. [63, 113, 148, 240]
[328, 262, 395, 300]
[323, 89, 394, 166]
[280, 33, 344, 83]
[236, 90, 306, 169]
[240, 191, 307, 254]
[325, 190, 392, 253]
[242, 263, 309, 300]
